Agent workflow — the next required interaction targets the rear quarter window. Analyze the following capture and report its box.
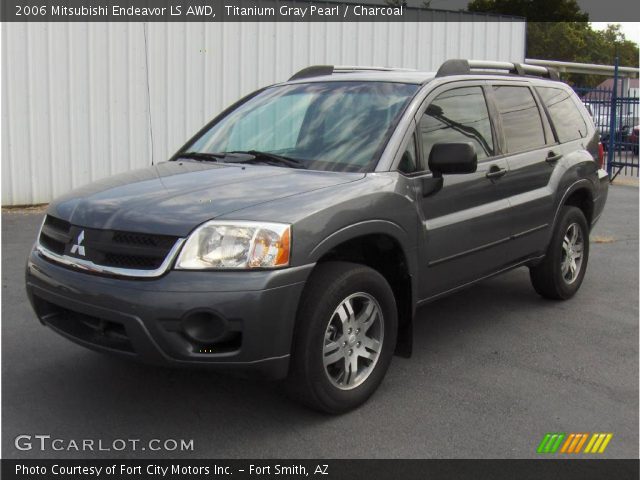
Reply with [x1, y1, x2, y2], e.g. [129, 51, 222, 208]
[537, 86, 588, 143]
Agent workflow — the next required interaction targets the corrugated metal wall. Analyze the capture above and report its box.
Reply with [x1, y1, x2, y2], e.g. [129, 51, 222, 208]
[2, 21, 525, 205]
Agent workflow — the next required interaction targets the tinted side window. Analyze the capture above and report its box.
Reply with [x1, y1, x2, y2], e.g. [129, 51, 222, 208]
[492, 86, 546, 153]
[419, 86, 495, 163]
[537, 87, 588, 142]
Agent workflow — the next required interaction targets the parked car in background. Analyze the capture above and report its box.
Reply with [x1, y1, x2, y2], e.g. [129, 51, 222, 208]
[598, 115, 639, 150]
[25, 60, 609, 413]
[629, 125, 639, 154]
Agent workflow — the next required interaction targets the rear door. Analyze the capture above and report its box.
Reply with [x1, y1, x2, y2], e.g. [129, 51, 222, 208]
[486, 82, 558, 262]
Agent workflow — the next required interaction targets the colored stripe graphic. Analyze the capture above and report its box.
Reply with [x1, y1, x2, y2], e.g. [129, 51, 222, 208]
[537, 434, 552, 453]
[568, 433, 581, 453]
[537, 433, 565, 453]
[560, 434, 575, 453]
[597, 434, 613, 453]
[574, 433, 589, 453]
[584, 433, 613, 453]
[538, 433, 612, 454]
[550, 434, 565, 453]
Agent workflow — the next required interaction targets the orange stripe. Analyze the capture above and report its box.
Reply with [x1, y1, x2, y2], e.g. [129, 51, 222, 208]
[568, 434, 581, 453]
[571, 434, 584, 454]
[574, 433, 589, 453]
[561, 434, 576, 453]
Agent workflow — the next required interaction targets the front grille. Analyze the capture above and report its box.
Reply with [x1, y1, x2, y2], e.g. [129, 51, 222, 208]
[39, 215, 180, 272]
[39, 215, 70, 255]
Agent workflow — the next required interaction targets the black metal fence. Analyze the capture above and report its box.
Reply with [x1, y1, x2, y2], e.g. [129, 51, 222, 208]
[573, 61, 639, 181]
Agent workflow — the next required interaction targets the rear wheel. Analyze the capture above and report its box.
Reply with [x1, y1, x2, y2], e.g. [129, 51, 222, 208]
[286, 261, 397, 413]
[529, 206, 590, 300]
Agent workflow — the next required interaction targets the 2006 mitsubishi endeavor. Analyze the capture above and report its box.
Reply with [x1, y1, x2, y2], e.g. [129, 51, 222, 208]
[26, 60, 609, 413]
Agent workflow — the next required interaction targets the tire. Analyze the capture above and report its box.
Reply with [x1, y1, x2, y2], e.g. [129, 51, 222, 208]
[529, 206, 590, 300]
[286, 261, 398, 413]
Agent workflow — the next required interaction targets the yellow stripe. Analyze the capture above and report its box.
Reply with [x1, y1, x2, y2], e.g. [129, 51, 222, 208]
[574, 433, 589, 453]
[561, 434, 575, 453]
[590, 434, 606, 453]
[584, 433, 598, 453]
[597, 434, 613, 453]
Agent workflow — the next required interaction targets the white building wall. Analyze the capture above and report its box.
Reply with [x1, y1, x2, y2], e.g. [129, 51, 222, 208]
[2, 21, 525, 205]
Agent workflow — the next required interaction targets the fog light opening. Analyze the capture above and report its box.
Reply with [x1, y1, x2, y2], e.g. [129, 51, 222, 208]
[181, 311, 228, 344]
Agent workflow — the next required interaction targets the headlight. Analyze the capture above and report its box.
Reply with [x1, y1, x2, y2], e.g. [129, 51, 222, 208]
[175, 221, 290, 270]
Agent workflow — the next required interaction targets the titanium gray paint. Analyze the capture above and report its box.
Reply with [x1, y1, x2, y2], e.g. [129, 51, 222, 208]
[25, 72, 608, 377]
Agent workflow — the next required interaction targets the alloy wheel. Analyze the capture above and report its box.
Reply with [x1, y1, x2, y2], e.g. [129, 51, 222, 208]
[322, 292, 384, 390]
[561, 222, 585, 284]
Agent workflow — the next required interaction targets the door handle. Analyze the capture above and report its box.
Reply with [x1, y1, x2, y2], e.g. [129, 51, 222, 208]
[546, 151, 563, 163]
[486, 166, 507, 180]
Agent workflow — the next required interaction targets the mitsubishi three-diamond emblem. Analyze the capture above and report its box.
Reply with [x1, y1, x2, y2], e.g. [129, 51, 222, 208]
[70, 230, 86, 256]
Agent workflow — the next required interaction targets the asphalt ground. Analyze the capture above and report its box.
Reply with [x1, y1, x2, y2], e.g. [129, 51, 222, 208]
[1, 184, 638, 459]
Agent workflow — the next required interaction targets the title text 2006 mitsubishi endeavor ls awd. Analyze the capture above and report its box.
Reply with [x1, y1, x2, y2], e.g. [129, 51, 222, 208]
[26, 60, 608, 413]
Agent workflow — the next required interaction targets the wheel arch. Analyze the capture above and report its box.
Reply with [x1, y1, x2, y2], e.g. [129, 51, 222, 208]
[552, 179, 596, 233]
[307, 221, 417, 357]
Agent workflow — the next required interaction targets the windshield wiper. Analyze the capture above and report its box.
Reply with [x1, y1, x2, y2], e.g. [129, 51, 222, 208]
[227, 150, 307, 169]
[175, 151, 227, 162]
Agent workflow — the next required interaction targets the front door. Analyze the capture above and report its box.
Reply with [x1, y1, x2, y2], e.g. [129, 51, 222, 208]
[408, 83, 514, 300]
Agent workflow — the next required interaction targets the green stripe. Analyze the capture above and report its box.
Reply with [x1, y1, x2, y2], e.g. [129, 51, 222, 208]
[549, 433, 566, 453]
[544, 434, 559, 453]
[537, 434, 552, 453]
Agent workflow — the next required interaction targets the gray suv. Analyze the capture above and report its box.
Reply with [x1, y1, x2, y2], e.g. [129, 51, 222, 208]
[26, 60, 609, 413]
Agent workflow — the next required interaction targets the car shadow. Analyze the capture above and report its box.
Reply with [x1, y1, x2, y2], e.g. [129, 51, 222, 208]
[3, 266, 565, 458]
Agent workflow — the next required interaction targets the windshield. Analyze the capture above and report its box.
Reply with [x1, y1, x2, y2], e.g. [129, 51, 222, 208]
[184, 81, 419, 172]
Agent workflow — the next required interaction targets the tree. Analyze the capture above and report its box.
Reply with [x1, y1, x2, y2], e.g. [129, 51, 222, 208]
[385, 0, 431, 8]
[384, 0, 407, 6]
[467, 0, 587, 21]
[526, 23, 639, 86]
[467, 0, 639, 87]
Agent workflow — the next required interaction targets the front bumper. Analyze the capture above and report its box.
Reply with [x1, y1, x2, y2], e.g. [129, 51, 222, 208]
[26, 248, 314, 380]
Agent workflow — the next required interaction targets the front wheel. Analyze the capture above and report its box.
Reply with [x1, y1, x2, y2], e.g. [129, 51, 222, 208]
[529, 206, 590, 300]
[286, 262, 397, 413]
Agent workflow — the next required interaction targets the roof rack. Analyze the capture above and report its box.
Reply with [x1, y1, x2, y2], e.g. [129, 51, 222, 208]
[288, 60, 560, 82]
[288, 65, 416, 81]
[436, 59, 560, 80]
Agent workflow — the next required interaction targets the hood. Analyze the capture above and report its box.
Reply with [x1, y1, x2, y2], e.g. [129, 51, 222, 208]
[48, 161, 364, 237]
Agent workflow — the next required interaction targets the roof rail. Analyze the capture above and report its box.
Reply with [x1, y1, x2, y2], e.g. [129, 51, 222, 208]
[288, 65, 416, 81]
[436, 59, 560, 80]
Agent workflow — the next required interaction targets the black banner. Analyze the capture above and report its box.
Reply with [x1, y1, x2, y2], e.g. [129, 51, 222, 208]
[1, 459, 639, 480]
[1, 0, 515, 22]
[2, 0, 637, 22]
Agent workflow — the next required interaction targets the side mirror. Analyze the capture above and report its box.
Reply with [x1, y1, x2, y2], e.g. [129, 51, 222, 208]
[429, 142, 478, 176]
[420, 177, 443, 197]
